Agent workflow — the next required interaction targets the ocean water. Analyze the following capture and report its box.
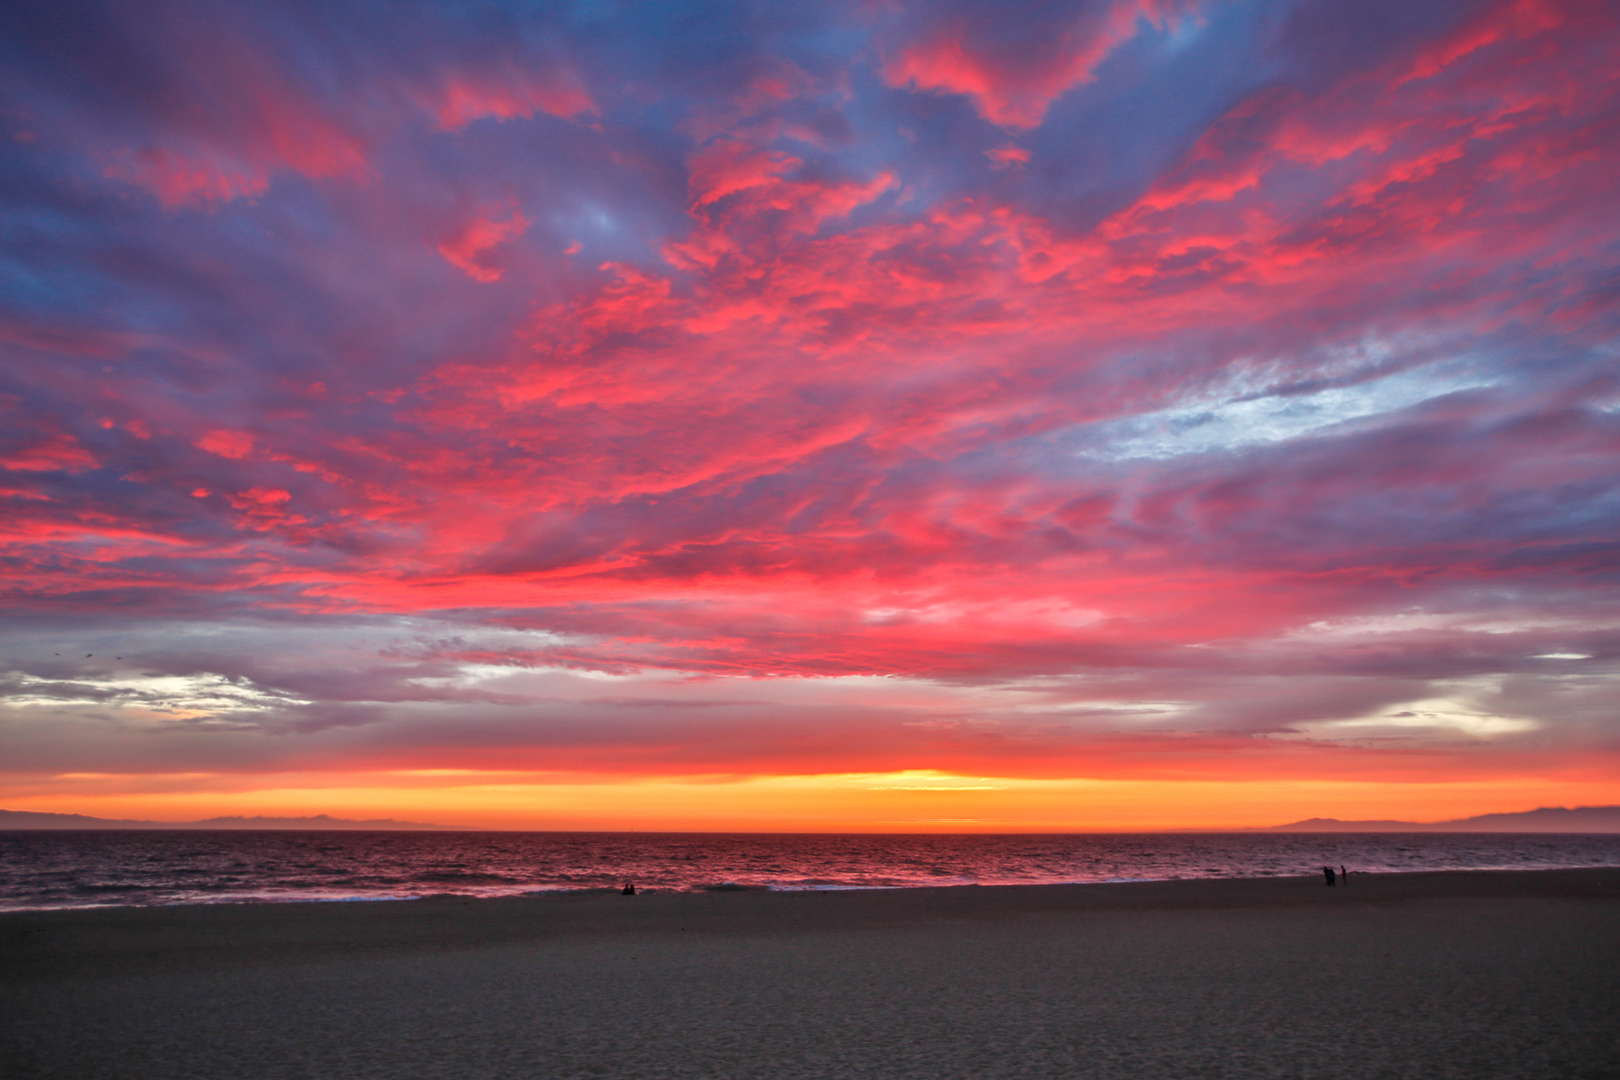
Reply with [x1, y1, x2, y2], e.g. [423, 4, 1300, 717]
[2, 830, 1618, 912]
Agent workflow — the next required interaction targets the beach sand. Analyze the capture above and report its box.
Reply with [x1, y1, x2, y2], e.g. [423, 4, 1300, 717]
[3, 869, 1617, 1079]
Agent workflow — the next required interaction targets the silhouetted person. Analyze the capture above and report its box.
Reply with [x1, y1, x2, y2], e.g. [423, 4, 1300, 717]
[1323, 866, 1336, 887]
[621, 882, 636, 895]
[1340, 864, 1348, 885]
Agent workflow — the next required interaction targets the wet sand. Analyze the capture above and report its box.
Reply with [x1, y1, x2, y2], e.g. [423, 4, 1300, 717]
[3, 869, 1617, 1079]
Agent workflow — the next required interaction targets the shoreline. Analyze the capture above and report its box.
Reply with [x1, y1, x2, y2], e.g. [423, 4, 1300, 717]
[4, 858, 1620, 916]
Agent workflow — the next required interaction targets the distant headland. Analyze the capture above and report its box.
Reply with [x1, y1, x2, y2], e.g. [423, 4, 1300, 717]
[1267, 805, 1620, 833]
[0, 810, 467, 830]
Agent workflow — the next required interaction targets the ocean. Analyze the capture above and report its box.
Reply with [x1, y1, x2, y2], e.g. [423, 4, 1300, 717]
[3, 829, 1618, 912]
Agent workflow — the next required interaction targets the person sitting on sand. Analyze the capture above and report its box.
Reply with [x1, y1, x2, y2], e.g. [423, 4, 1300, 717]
[1323, 866, 1336, 887]
[621, 882, 636, 895]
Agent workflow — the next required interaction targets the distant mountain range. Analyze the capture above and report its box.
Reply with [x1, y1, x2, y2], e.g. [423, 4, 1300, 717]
[0, 810, 465, 830]
[5, 805, 1618, 832]
[1269, 806, 1620, 832]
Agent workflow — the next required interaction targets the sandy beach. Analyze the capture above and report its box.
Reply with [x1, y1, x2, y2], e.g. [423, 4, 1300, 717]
[3, 869, 1617, 1079]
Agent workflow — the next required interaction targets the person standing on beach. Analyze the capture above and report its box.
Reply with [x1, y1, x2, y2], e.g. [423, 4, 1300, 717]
[1340, 865, 1348, 885]
[1323, 866, 1336, 887]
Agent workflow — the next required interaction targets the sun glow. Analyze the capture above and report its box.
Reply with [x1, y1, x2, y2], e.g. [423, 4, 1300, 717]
[8, 769, 1616, 833]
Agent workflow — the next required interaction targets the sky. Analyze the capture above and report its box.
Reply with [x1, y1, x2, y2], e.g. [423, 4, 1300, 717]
[1, 0, 1618, 831]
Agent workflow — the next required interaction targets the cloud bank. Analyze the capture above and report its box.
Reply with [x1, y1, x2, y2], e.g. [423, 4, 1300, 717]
[1, 0, 1616, 824]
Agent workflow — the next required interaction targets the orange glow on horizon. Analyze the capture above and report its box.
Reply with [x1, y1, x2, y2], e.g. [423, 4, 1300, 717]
[6, 770, 1616, 832]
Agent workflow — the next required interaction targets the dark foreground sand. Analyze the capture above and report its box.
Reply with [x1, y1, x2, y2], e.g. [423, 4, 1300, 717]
[3, 870, 1618, 1080]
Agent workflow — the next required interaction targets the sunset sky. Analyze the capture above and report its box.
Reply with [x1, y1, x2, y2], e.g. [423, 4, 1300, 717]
[2, 0, 1617, 830]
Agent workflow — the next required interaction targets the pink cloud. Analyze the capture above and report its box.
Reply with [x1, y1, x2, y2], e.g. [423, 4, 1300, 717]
[665, 136, 896, 275]
[3, 0, 1619, 798]
[98, 38, 591, 209]
[1400, 0, 1567, 86]
[225, 487, 304, 532]
[107, 145, 276, 208]
[985, 144, 1031, 169]
[106, 119, 369, 208]
[98, 22, 371, 209]
[883, 0, 1197, 128]
[428, 67, 595, 130]
[687, 138, 802, 209]
[437, 211, 531, 282]
[355, 1, 1615, 643]
[198, 431, 254, 460]
[0, 432, 98, 474]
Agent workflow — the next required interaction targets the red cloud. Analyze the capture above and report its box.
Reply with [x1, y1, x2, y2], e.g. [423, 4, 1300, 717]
[1400, 0, 1567, 86]
[99, 31, 593, 209]
[95, 14, 370, 208]
[428, 67, 595, 130]
[985, 144, 1031, 169]
[198, 431, 254, 460]
[688, 138, 801, 209]
[1, 397, 100, 476]
[106, 102, 369, 209]
[0, 431, 98, 474]
[883, 0, 1197, 127]
[362, 0, 1617, 643]
[226, 487, 305, 532]
[3, 0, 1619, 802]
[108, 146, 277, 207]
[437, 211, 531, 282]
